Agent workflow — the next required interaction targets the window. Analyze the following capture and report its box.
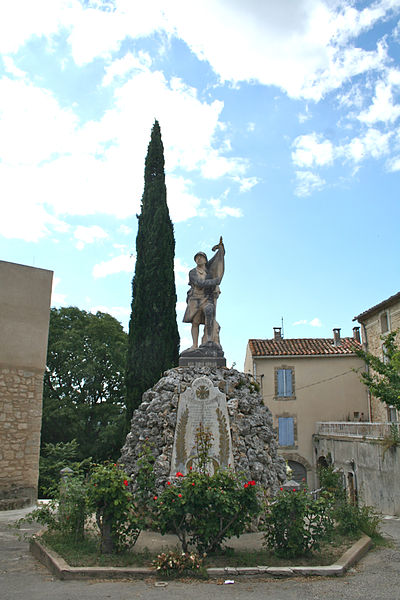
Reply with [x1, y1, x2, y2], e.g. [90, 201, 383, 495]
[388, 406, 398, 422]
[277, 368, 294, 397]
[380, 312, 389, 333]
[278, 417, 294, 446]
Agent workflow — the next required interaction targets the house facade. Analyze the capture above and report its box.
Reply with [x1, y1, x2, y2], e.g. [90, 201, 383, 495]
[244, 327, 368, 488]
[354, 291, 400, 422]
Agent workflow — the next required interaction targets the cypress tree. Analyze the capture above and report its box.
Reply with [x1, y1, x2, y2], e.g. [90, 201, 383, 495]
[126, 120, 180, 424]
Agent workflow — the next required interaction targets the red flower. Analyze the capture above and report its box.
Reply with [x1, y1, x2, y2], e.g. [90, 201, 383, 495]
[153, 496, 158, 500]
[251, 480, 256, 486]
[192, 483, 195, 486]
[280, 487, 283, 491]
[167, 481, 171, 486]
[176, 471, 184, 477]
[244, 483, 249, 488]
[189, 466, 192, 470]
[178, 493, 182, 498]
[293, 489, 297, 492]
[123, 480, 129, 486]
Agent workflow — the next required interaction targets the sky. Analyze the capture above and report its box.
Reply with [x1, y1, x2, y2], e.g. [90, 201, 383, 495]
[1, 0, 400, 369]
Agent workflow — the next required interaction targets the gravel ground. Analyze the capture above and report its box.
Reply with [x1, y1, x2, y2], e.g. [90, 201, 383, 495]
[1, 507, 399, 600]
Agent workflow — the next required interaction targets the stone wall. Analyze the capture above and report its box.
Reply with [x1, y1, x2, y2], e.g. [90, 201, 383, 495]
[120, 366, 287, 495]
[0, 367, 44, 509]
[0, 261, 53, 509]
[314, 430, 400, 515]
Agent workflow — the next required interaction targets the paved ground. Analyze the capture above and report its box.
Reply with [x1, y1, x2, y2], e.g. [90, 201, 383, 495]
[1, 507, 400, 600]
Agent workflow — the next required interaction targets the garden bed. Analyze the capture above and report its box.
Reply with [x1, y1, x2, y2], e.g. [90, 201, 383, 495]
[30, 528, 372, 579]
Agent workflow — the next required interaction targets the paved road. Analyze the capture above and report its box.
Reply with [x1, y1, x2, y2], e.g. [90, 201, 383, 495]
[1, 508, 400, 600]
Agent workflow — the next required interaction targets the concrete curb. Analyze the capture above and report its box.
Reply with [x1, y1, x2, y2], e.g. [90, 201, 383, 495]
[30, 533, 372, 580]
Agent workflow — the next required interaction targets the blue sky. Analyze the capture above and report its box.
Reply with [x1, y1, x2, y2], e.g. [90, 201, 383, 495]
[1, 0, 400, 368]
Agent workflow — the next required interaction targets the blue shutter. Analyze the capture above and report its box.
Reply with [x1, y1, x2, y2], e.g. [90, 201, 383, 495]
[279, 417, 294, 446]
[277, 369, 285, 396]
[285, 369, 293, 396]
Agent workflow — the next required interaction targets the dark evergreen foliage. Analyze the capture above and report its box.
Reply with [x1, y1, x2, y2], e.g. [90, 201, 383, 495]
[126, 120, 180, 422]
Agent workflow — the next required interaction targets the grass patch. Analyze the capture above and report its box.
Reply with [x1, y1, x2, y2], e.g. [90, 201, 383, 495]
[39, 530, 363, 568]
[40, 531, 153, 567]
[205, 532, 358, 567]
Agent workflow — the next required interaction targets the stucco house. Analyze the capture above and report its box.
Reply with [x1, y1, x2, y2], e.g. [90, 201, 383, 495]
[244, 327, 368, 488]
[353, 291, 400, 422]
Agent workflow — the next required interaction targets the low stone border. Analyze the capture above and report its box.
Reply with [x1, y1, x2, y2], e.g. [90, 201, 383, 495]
[30, 533, 372, 580]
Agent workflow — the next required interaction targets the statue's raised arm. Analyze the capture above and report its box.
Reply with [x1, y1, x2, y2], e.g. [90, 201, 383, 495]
[181, 238, 225, 363]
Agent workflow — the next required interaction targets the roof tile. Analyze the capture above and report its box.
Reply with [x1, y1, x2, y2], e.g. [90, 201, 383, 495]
[249, 337, 360, 357]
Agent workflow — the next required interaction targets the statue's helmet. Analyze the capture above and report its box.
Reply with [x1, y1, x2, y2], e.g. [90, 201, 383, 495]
[194, 251, 207, 262]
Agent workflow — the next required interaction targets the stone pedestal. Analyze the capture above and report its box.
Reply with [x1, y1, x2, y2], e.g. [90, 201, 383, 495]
[179, 342, 226, 368]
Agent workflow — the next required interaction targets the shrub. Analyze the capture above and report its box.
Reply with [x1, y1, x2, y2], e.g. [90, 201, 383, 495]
[87, 462, 141, 553]
[262, 488, 334, 558]
[155, 469, 260, 554]
[335, 501, 381, 538]
[14, 474, 90, 542]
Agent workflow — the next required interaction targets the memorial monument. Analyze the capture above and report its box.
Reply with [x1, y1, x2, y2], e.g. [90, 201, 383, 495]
[120, 240, 286, 494]
[179, 237, 226, 367]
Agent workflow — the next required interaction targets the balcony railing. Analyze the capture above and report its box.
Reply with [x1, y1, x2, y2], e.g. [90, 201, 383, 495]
[315, 421, 399, 440]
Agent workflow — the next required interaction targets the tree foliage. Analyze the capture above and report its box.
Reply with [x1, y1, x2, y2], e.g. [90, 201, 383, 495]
[126, 120, 179, 421]
[42, 307, 128, 462]
[355, 329, 400, 410]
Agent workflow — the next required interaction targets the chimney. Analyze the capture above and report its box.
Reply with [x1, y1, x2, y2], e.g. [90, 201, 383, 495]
[353, 327, 361, 343]
[273, 327, 282, 340]
[333, 328, 341, 346]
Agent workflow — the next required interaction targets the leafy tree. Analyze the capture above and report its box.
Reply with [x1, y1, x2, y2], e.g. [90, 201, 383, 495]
[355, 330, 400, 410]
[126, 120, 179, 422]
[42, 307, 128, 462]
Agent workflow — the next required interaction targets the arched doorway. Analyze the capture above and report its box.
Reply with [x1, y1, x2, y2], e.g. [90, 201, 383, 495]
[287, 460, 307, 486]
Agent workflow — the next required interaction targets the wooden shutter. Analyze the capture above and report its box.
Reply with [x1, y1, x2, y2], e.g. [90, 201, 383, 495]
[278, 417, 294, 446]
[277, 368, 293, 397]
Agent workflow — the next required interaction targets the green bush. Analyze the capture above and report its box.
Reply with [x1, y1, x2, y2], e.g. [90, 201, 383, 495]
[335, 501, 381, 538]
[14, 474, 90, 542]
[155, 469, 260, 554]
[262, 489, 334, 558]
[87, 462, 141, 553]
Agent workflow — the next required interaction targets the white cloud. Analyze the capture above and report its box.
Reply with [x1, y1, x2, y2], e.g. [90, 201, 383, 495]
[51, 276, 67, 306]
[0, 78, 77, 166]
[292, 133, 334, 168]
[118, 224, 133, 236]
[386, 155, 400, 171]
[309, 317, 322, 327]
[174, 257, 190, 286]
[166, 176, 203, 223]
[90, 304, 131, 329]
[92, 254, 135, 278]
[2, 56, 26, 79]
[294, 171, 326, 197]
[233, 176, 260, 193]
[74, 225, 108, 250]
[293, 317, 322, 327]
[358, 79, 400, 124]
[176, 301, 187, 312]
[342, 128, 392, 162]
[207, 196, 243, 219]
[102, 51, 152, 86]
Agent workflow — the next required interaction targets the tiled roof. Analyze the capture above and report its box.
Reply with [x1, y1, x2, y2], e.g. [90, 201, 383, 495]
[248, 337, 360, 357]
[354, 291, 400, 322]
